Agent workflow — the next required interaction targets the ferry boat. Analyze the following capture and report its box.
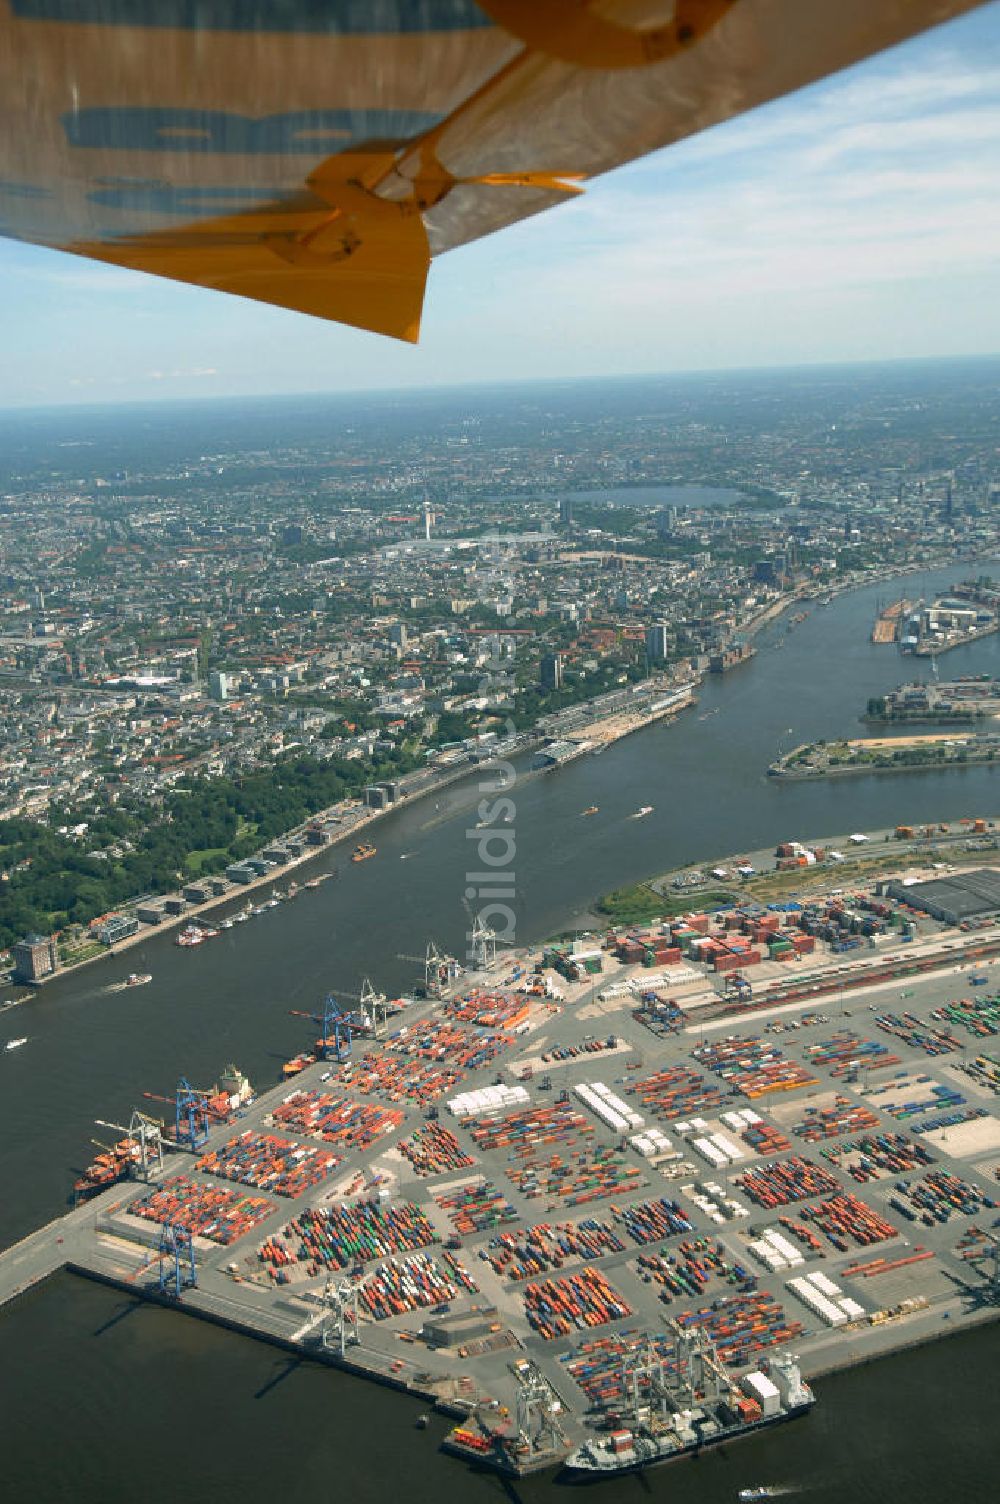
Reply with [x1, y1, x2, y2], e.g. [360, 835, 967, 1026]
[4, 1037, 27, 1051]
[352, 843, 377, 863]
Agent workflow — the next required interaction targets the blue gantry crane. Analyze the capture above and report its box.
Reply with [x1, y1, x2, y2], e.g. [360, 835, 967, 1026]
[174, 1076, 211, 1149]
[289, 994, 353, 1063]
[158, 1222, 197, 1298]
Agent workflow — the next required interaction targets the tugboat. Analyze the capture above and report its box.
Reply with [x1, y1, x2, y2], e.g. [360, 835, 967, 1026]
[352, 843, 377, 863]
[282, 1051, 316, 1078]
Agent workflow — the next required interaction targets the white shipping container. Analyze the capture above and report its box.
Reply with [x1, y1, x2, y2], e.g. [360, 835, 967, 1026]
[742, 1372, 780, 1417]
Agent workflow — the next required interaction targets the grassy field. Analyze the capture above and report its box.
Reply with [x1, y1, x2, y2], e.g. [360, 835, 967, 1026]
[597, 881, 734, 926]
[183, 846, 230, 876]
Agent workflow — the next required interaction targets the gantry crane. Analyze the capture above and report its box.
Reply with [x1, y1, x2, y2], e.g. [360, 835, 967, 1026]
[157, 1221, 197, 1299]
[289, 994, 352, 1062]
[469, 916, 497, 971]
[318, 1274, 361, 1358]
[511, 1361, 566, 1457]
[142, 1078, 219, 1150]
[963, 1229, 1000, 1300]
[395, 939, 460, 998]
[724, 972, 753, 1004]
[94, 1110, 165, 1180]
[331, 977, 391, 1039]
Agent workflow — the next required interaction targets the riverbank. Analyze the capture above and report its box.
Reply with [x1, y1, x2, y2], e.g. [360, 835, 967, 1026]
[643, 813, 1000, 909]
[0, 748, 531, 998]
[770, 733, 1000, 780]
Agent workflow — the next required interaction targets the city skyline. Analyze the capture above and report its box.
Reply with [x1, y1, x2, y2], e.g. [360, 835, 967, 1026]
[1, 2, 999, 409]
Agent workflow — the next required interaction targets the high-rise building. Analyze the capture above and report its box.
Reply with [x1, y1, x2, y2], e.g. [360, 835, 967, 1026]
[540, 652, 564, 690]
[12, 932, 59, 984]
[389, 621, 408, 648]
[559, 497, 574, 527]
[209, 670, 230, 701]
[645, 623, 670, 662]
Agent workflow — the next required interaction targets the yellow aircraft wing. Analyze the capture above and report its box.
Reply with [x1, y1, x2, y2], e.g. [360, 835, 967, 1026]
[0, 1, 986, 341]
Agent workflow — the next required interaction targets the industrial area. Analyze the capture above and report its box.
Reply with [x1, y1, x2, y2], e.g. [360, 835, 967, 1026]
[2, 860, 1000, 1478]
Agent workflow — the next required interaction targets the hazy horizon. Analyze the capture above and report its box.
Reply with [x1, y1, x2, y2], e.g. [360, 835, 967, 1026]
[2, 348, 999, 423]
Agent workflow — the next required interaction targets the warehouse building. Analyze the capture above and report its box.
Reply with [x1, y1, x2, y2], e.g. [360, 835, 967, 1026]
[885, 868, 1000, 925]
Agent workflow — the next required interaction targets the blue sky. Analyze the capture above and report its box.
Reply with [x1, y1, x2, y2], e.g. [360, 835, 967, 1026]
[2, 3, 1000, 409]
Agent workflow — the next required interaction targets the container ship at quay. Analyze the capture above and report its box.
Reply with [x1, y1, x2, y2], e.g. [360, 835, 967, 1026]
[564, 1352, 813, 1479]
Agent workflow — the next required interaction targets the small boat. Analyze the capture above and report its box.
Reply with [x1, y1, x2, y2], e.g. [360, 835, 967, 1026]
[125, 973, 151, 987]
[4, 1037, 27, 1051]
[220, 917, 234, 930]
[415, 1414, 429, 1430]
[305, 877, 321, 890]
[282, 1051, 316, 1078]
[738, 1489, 780, 1502]
[581, 806, 599, 816]
[631, 805, 654, 819]
[352, 843, 377, 863]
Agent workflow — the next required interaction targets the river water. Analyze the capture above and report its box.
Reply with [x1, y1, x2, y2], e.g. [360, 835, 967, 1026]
[3, 557, 999, 1498]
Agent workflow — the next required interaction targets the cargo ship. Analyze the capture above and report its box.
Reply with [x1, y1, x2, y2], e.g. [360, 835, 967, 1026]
[352, 843, 377, 863]
[74, 1136, 146, 1198]
[564, 1354, 813, 1479]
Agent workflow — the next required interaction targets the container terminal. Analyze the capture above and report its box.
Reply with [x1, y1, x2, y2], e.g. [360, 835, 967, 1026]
[2, 856, 1000, 1478]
